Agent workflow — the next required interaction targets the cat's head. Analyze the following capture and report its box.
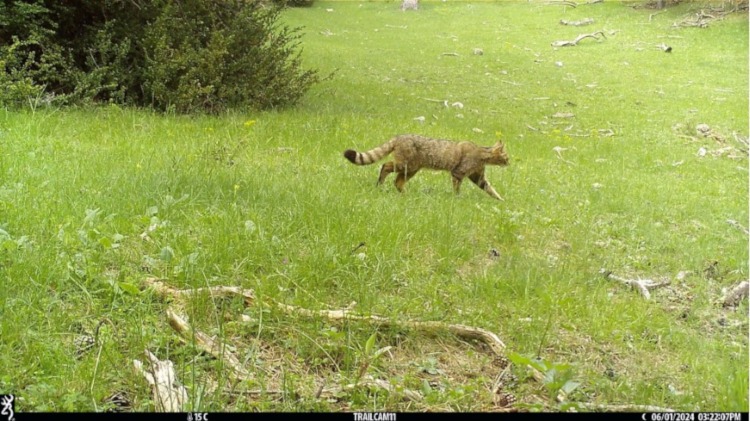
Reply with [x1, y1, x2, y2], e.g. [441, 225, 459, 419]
[489, 141, 509, 166]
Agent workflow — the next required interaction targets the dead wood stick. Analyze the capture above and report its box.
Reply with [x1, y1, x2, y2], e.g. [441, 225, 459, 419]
[726, 219, 749, 236]
[146, 278, 506, 357]
[166, 309, 251, 379]
[560, 18, 594, 26]
[551, 31, 606, 47]
[442, 52, 460, 56]
[144, 277, 256, 305]
[600, 269, 670, 300]
[722, 281, 749, 307]
[649, 10, 667, 21]
[270, 302, 506, 356]
[133, 350, 188, 412]
[547, 0, 577, 7]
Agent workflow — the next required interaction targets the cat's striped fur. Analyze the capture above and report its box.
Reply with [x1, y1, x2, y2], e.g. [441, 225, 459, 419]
[343, 134, 509, 200]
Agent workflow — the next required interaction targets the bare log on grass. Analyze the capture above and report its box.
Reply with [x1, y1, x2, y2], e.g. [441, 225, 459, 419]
[722, 281, 749, 307]
[674, 10, 719, 28]
[547, 0, 577, 7]
[726, 219, 749, 236]
[600, 269, 670, 300]
[649, 10, 667, 21]
[144, 277, 256, 305]
[551, 31, 606, 47]
[166, 309, 251, 380]
[269, 302, 506, 357]
[133, 350, 188, 412]
[145, 277, 506, 357]
[560, 18, 594, 26]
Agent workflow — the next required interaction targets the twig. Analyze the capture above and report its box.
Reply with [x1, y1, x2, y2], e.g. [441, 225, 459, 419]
[722, 281, 749, 307]
[133, 350, 188, 412]
[547, 0, 577, 7]
[442, 52, 460, 56]
[166, 309, 252, 379]
[553, 146, 576, 166]
[146, 278, 506, 357]
[144, 277, 256, 305]
[270, 302, 506, 357]
[580, 403, 677, 412]
[551, 31, 606, 47]
[600, 269, 670, 300]
[420, 97, 449, 107]
[560, 18, 594, 26]
[727, 219, 749, 236]
[649, 10, 667, 22]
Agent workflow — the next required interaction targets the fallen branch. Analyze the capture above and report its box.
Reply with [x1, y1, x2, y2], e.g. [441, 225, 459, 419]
[649, 10, 667, 22]
[267, 302, 506, 357]
[133, 350, 188, 412]
[553, 146, 576, 166]
[580, 403, 677, 412]
[547, 0, 577, 7]
[674, 10, 720, 28]
[551, 31, 606, 47]
[166, 309, 251, 380]
[727, 219, 749, 236]
[442, 52, 460, 57]
[600, 269, 670, 300]
[420, 97, 449, 107]
[144, 277, 256, 305]
[560, 18, 594, 26]
[722, 281, 749, 307]
[146, 278, 506, 358]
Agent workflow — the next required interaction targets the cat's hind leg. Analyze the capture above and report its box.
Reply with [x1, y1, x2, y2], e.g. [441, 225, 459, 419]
[377, 161, 395, 186]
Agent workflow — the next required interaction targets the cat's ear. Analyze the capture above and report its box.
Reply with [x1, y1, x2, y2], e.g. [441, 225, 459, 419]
[493, 141, 504, 149]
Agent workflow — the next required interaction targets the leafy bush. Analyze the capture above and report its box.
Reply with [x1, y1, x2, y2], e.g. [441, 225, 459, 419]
[272, 0, 316, 7]
[0, 0, 319, 113]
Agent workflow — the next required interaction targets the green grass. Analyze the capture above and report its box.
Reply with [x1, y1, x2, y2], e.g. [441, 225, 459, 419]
[0, 0, 747, 412]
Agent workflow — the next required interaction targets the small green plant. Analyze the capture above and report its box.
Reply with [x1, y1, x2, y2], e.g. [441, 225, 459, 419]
[508, 352, 582, 402]
[354, 333, 392, 385]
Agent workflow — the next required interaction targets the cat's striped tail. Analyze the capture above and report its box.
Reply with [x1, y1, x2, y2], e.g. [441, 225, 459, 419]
[343, 138, 397, 165]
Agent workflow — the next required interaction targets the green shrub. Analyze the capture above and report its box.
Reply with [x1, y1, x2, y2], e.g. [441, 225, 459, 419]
[272, 0, 316, 7]
[0, 0, 319, 113]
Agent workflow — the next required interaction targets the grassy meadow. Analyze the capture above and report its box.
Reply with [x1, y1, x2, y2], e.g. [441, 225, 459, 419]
[0, 0, 748, 412]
